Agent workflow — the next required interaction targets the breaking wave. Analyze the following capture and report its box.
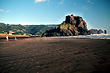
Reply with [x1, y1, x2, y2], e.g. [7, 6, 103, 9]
[50, 34, 110, 40]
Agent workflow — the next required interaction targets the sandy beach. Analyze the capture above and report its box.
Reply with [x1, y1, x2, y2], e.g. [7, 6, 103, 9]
[0, 37, 110, 73]
[0, 34, 30, 39]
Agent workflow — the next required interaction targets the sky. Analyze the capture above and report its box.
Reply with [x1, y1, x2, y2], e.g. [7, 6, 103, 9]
[0, 0, 110, 33]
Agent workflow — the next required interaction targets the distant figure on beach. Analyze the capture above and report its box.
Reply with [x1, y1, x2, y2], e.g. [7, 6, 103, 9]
[15, 37, 17, 41]
[6, 35, 8, 41]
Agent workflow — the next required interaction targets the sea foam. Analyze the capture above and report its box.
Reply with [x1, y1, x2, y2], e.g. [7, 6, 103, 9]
[50, 34, 110, 40]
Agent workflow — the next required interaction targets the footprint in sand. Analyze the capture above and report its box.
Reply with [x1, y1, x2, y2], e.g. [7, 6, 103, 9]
[11, 68, 13, 69]
[19, 69, 21, 70]
[14, 63, 16, 65]
[32, 59, 34, 61]
[10, 61, 13, 63]
[8, 64, 11, 66]
[37, 66, 40, 67]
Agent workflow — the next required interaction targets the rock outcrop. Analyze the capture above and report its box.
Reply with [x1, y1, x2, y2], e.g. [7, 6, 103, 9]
[90, 29, 103, 34]
[42, 14, 90, 37]
[104, 30, 107, 34]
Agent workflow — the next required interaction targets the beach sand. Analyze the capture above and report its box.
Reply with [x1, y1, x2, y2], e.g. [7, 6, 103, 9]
[0, 37, 110, 73]
[0, 34, 30, 39]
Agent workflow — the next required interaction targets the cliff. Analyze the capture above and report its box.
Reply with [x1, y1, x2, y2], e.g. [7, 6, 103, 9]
[42, 14, 90, 37]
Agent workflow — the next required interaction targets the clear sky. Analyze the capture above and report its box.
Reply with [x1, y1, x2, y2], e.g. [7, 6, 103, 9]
[0, 0, 110, 33]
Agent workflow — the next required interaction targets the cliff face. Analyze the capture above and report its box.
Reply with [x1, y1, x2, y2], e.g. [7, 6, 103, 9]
[42, 14, 90, 37]
[65, 15, 87, 28]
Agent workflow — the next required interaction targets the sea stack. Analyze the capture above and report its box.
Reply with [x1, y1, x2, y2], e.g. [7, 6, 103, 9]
[42, 14, 90, 37]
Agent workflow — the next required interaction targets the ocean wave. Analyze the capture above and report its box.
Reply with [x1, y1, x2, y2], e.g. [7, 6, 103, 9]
[50, 34, 110, 40]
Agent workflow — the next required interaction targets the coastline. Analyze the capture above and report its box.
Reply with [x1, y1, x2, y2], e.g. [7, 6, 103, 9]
[46, 34, 110, 40]
[0, 33, 110, 40]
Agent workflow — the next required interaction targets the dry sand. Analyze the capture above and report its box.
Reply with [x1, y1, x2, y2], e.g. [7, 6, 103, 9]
[0, 37, 110, 73]
[0, 34, 30, 39]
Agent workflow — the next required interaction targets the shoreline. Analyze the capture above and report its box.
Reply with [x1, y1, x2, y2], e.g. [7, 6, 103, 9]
[0, 36, 110, 40]
[0, 33, 110, 40]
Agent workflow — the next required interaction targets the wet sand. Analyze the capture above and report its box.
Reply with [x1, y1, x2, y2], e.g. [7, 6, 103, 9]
[0, 37, 110, 73]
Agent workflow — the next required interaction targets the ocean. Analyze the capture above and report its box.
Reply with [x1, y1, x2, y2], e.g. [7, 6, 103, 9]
[50, 34, 110, 40]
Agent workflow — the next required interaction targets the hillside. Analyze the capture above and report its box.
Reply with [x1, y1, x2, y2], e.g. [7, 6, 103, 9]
[42, 14, 90, 37]
[0, 23, 57, 36]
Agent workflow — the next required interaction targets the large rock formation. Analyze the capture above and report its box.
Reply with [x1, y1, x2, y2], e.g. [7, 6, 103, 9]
[42, 14, 90, 37]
